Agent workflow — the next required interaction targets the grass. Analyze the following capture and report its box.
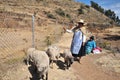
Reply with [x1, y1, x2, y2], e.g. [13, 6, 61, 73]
[3, 50, 26, 65]
[5, 56, 25, 65]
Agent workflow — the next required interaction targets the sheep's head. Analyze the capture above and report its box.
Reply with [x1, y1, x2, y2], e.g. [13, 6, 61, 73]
[70, 57, 74, 64]
[56, 53, 61, 59]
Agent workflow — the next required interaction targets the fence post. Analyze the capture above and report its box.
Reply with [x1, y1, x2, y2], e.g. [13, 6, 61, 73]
[32, 15, 35, 48]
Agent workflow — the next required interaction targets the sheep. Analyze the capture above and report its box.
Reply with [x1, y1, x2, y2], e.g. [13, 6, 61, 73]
[46, 45, 60, 68]
[26, 47, 36, 66]
[26, 48, 49, 80]
[33, 50, 49, 80]
[63, 49, 74, 70]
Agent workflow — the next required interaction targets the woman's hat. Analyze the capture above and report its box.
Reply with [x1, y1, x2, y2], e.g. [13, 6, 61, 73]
[77, 19, 85, 24]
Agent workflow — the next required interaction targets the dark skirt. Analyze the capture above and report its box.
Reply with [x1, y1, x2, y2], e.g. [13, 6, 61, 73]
[72, 46, 86, 57]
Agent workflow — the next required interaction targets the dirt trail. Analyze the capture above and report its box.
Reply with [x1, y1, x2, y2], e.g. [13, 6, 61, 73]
[1, 31, 120, 80]
[57, 32, 120, 80]
[72, 54, 120, 80]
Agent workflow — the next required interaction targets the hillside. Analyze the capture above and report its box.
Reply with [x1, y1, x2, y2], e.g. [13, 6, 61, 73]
[0, 0, 112, 27]
[0, 0, 114, 60]
[0, 0, 120, 80]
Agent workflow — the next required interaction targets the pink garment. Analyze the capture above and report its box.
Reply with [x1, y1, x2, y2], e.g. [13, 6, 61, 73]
[96, 47, 102, 52]
[93, 47, 102, 54]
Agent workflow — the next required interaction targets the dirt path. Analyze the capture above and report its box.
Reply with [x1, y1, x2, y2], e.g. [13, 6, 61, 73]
[1, 32, 120, 80]
[72, 54, 120, 80]
[57, 32, 120, 80]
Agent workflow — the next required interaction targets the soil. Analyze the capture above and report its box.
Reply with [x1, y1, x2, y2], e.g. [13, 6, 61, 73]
[0, 27, 120, 80]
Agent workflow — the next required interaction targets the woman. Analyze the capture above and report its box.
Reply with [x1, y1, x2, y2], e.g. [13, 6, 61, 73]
[85, 36, 96, 54]
[64, 19, 86, 63]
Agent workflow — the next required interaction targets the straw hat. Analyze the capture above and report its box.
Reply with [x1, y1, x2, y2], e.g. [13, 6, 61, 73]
[77, 19, 85, 24]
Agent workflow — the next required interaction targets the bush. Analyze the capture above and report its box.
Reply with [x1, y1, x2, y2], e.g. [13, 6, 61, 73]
[55, 8, 65, 17]
[47, 13, 56, 19]
[36, 0, 43, 3]
[44, 36, 52, 46]
[44, 11, 56, 19]
[65, 14, 71, 19]
[85, 5, 90, 8]
[78, 9, 84, 14]
[97, 40, 111, 49]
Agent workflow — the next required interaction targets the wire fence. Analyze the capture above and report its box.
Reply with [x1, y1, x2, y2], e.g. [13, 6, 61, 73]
[0, 15, 32, 61]
[0, 11, 64, 63]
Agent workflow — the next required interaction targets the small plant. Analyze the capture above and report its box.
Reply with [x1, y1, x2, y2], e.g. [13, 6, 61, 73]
[23, 38, 28, 43]
[44, 11, 56, 19]
[66, 14, 71, 19]
[97, 40, 111, 49]
[5, 56, 24, 64]
[55, 8, 65, 17]
[47, 13, 56, 19]
[109, 21, 114, 26]
[44, 36, 52, 46]
[85, 5, 90, 8]
[36, 0, 43, 3]
[78, 9, 84, 14]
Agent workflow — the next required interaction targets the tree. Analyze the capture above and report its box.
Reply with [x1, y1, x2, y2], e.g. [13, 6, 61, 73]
[105, 9, 116, 21]
[105, 10, 120, 25]
[90, 1, 104, 13]
[90, 1, 120, 25]
[116, 16, 120, 25]
[91, 1, 99, 9]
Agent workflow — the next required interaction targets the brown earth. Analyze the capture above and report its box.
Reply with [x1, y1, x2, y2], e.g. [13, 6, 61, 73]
[0, 0, 120, 80]
[0, 27, 120, 80]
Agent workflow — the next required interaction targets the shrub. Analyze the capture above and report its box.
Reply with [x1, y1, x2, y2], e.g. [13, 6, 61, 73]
[55, 8, 65, 17]
[36, 0, 43, 3]
[47, 13, 56, 19]
[44, 36, 52, 46]
[78, 9, 84, 14]
[97, 40, 111, 49]
[85, 5, 90, 8]
[66, 14, 71, 18]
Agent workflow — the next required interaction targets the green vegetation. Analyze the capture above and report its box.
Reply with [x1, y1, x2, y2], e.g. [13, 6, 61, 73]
[78, 4, 90, 15]
[47, 13, 56, 19]
[85, 5, 90, 8]
[55, 8, 65, 17]
[36, 0, 43, 3]
[66, 14, 71, 18]
[100, 42, 111, 49]
[44, 11, 56, 19]
[55, 8, 71, 18]
[90, 1, 120, 25]
[91, 1, 104, 13]
[78, 8, 84, 14]
[44, 36, 52, 46]
[5, 56, 24, 64]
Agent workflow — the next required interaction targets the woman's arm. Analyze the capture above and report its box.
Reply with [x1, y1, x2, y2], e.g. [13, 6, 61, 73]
[63, 26, 77, 33]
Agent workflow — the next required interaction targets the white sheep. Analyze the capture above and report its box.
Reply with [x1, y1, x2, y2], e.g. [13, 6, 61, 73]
[26, 47, 36, 66]
[26, 48, 49, 80]
[33, 50, 49, 80]
[63, 49, 74, 70]
[46, 45, 60, 68]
